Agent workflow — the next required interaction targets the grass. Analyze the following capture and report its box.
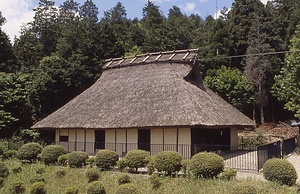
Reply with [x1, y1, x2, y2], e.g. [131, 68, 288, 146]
[0, 159, 299, 194]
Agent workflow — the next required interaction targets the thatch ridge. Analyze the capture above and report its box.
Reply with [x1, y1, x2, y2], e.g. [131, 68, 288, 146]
[32, 49, 254, 129]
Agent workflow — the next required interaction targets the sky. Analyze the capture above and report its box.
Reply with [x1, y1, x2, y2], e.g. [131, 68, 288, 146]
[0, 0, 269, 41]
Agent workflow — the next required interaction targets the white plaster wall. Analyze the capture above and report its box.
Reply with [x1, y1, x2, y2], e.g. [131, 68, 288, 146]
[127, 129, 138, 151]
[163, 128, 177, 151]
[231, 127, 238, 149]
[105, 129, 116, 151]
[178, 128, 191, 159]
[86, 129, 95, 154]
[151, 128, 163, 155]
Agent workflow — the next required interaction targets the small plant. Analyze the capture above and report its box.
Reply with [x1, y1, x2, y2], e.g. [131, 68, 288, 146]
[232, 182, 258, 194]
[30, 181, 46, 194]
[0, 162, 9, 178]
[219, 168, 237, 181]
[41, 144, 66, 165]
[145, 156, 155, 175]
[263, 158, 297, 186]
[149, 174, 162, 190]
[0, 177, 4, 188]
[58, 154, 69, 166]
[56, 169, 67, 178]
[154, 151, 183, 175]
[117, 173, 132, 185]
[35, 166, 46, 174]
[86, 181, 106, 194]
[86, 157, 95, 167]
[95, 149, 119, 170]
[85, 168, 100, 183]
[190, 152, 224, 179]
[12, 166, 22, 174]
[124, 149, 149, 172]
[10, 179, 26, 194]
[68, 151, 89, 168]
[117, 158, 127, 172]
[181, 159, 189, 175]
[16, 142, 42, 163]
[65, 186, 79, 194]
[29, 176, 45, 184]
[2, 150, 17, 159]
[116, 183, 138, 194]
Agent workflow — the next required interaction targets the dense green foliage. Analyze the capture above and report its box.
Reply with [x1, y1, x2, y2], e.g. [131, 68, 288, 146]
[86, 181, 106, 194]
[10, 178, 26, 194]
[16, 143, 42, 162]
[41, 144, 66, 165]
[85, 168, 100, 183]
[124, 149, 149, 171]
[65, 186, 79, 194]
[117, 173, 132, 185]
[0, 162, 9, 178]
[190, 152, 224, 178]
[232, 182, 258, 194]
[1, 0, 300, 137]
[116, 183, 138, 194]
[263, 158, 297, 186]
[30, 181, 46, 194]
[67, 151, 89, 168]
[219, 168, 237, 181]
[153, 151, 183, 175]
[95, 149, 119, 170]
[57, 154, 69, 166]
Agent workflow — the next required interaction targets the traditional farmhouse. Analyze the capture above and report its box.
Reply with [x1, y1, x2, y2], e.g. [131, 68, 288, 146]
[32, 49, 254, 158]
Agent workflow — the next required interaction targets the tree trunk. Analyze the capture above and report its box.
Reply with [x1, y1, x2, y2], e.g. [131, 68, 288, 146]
[259, 83, 264, 124]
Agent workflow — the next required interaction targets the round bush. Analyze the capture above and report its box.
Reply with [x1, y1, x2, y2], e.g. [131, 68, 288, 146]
[56, 169, 67, 178]
[145, 156, 155, 175]
[232, 182, 258, 194]
[85, 168, 100, 183]
[86, 157, 95, 167]
[0, 146, 3, 156]
[154, 151, 183, 175]
[0, 162, 9, 178]
[10, 179, 26, 194]
[263, 158, 297, 186]
[65, 186, 79, 194]
[30, 181, 46, 194]
[58, 154, 69, 166]
[87, 181, 106, 194]
[116, 183, 138, 194]
[12, 166, 22, 174]
[95, 150, 119, 170]
[16, 143, 42, 162]
[190, 152, 224, 178]
[117, 173, 132, 185]
[68, 151, 89, 168]
[41, 145, 66, 165]
[3, 150, 18, 159]
[0, 177, 4, 188]
[124, 150, 149, 172]
[117, 158, 127, 172]
[219, 168, 237, 181]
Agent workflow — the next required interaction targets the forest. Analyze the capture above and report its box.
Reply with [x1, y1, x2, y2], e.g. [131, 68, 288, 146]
[0, 0, 300, 138]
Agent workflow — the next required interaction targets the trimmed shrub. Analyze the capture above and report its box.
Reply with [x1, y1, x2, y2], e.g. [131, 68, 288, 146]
[232, 182, 258, 194]
[56, 169, 67, 178]
[58, 154, 69, 166]
[30, 181, 46, 194]
[219, 168, 237, 181]
[16, 142, 42, 162]
[116, 183, 138, 194]
[86, 181, 106, 194]
[117, 173, 132, 185]
[10, 179, 26, 194]
[85, 168, 100, 183]
[149, 174, 162, 190]
[0, 146, 3, 156]
[68, 151, 89, 168]
[124, 149, 149, 172]
[263, 158, 297, 186]
[181, 159, 189, 175]
[12, 166, 22, 174]
[95, 150, 119, 170]
[41, 144, 66, 165]
[190, 152, 224, 178]
[117, 158, 127, 172]
[145, 156, 155, 175]
[154, 151, 182, 175]
[0, 162, 9, 178]
[65, 186, 79, 194]
[3, 150, 17, 159]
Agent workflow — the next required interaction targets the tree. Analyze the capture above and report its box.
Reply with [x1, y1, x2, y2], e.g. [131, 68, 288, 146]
[79, 0, 98, 22]
[272, 24, 300, 119]
[204, 66, 254, 116]
[244, 15, 272, 124]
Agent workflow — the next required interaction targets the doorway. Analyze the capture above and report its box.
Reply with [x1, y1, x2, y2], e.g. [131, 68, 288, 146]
[95, 130, 105, 150]
[138, 129, 150, 151]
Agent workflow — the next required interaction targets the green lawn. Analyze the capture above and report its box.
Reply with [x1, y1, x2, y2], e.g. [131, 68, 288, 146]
[1, 159, 299, 194]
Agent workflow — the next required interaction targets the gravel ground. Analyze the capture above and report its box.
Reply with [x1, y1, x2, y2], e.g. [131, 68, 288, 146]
[236, 154, 300, 183]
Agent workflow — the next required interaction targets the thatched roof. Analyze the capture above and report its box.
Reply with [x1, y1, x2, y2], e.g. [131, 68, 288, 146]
[32, 49, 255, 129]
